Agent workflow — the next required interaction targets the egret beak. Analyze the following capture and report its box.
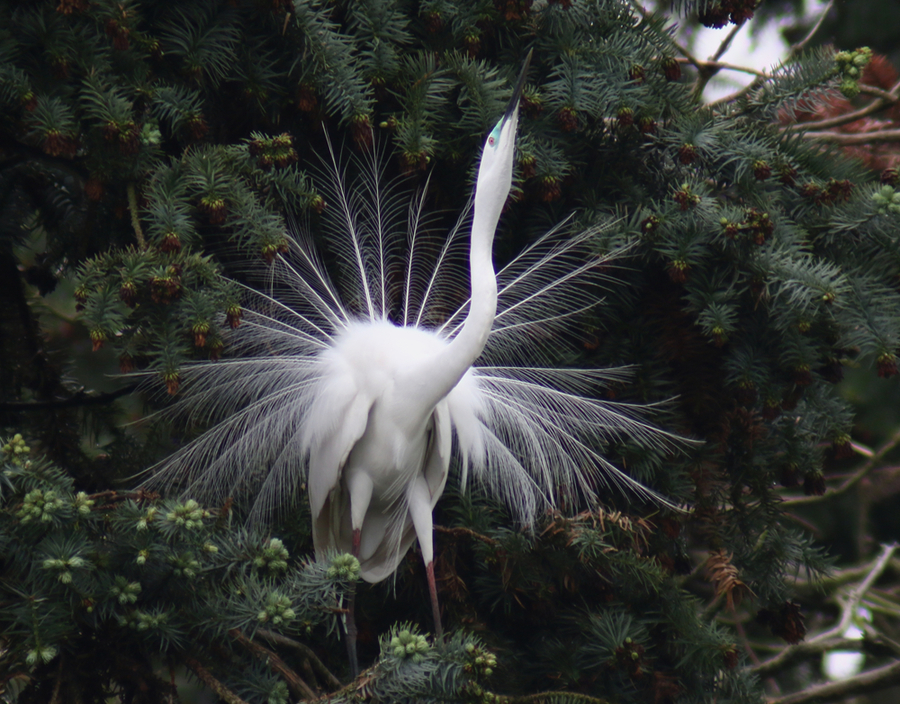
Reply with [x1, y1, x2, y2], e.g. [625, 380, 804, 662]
[502, 49, 533, 127]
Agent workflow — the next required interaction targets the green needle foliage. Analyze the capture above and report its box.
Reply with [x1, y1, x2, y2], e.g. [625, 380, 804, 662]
[0, 0, 896, 702]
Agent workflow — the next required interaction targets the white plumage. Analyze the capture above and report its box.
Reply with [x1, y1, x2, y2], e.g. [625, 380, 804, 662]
[144, 57, 685, 652]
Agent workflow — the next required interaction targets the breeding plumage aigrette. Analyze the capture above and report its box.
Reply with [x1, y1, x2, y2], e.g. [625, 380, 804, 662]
[145, 52, 684, 672]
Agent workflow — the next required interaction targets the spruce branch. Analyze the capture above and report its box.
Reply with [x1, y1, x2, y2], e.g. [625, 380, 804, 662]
[783, 427, 900, 506]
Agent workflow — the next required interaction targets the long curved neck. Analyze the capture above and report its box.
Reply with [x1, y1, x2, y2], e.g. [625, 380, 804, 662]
[396, 191, 501, 425]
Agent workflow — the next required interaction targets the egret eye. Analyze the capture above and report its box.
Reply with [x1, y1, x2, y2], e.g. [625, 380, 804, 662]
[488, 136, 495, 146]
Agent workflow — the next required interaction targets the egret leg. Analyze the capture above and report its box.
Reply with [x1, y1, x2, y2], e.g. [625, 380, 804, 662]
[426, 560, 443, 638]
[344, 473, 373, 680]
[407, 476, 443, 637]
[345, 528, 361, 679]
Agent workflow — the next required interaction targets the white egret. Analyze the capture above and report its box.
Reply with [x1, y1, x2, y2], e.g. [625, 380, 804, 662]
[144, 52, 685, 673]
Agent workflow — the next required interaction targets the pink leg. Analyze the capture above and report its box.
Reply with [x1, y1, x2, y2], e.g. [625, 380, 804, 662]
[426, 560, 443, 638]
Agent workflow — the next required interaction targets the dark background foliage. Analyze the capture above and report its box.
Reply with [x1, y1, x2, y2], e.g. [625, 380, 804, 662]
[2, 0, 900, 703]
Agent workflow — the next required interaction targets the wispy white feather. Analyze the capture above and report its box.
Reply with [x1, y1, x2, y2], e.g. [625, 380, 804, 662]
[142, 148, 687, 538]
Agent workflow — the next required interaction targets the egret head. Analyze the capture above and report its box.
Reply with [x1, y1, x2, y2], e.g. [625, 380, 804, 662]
[475, 51, 532, 215]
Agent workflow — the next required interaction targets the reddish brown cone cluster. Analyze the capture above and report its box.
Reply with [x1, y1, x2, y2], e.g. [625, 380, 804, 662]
[673, 184, 700, 210]
[199, 196, 227, 225]
[43, 129, 78, 158]
[877, 352, 898, 378]
[494, 0, 532, 21]
[296, 84, 317, 112]
[757, 601, 806, 644]
[678, 144, 697, 165]
[803, 472, 826, 496]
[249, 133, 298, 169]
[537, 175, 561, 202]
[611, 638, 645, 678]
[752, 160, 771, 180]
[103, 120, 140, 154]
[661, 57, 681, 82]
[667, 260, 690, 284]
[150, 267, 182, 304]
[105, 19, 130, 51]
[801, 179, 853, 205]
[556, 107, 578, 132]
[226, 304, 243, 329]
[350, 114, 373, 150]
[119, 280, 138, 307]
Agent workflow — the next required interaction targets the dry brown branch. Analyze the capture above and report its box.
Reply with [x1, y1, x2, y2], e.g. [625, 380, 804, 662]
[435, 524, 498, 545]
[230, 629, 317, 700]
[256, 628, 343, 691]
[183, 656, 250, 704]
[706, 549, 753, 610]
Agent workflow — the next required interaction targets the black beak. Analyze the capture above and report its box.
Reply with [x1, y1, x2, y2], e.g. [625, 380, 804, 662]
[503, 49, 533, 125]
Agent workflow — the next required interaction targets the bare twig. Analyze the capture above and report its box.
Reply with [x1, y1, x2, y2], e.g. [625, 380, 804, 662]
[858, 83, 900, 102]
[851, 441, 875, 459]
[230, 629, 317, 700]
[783, 428, 900, 506]
[781, 81, 900, 131]
[708, 0, 833, 109]
[677, 57, 769, 78]
[126, 182, 146, 250]
[183, 656, 250, 704]
[629, 1, 703, 71]
[800, 128, 900, 144]
[767, 658, 900, 704]
[834, 544, 896, 636]
[790, 557, 900, 597]
[256, 628, 343, 691]
[690, 12, 752, 100]
[787, 0, 833, 58]
[753, 635, 864, 676]
[753, 544, 897, 677]
[711, 23, 743, 63]
[0, 384, 138, 412]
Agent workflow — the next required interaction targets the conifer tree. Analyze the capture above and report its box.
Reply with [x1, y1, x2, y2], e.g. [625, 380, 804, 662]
[1, 1, 899, 703]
